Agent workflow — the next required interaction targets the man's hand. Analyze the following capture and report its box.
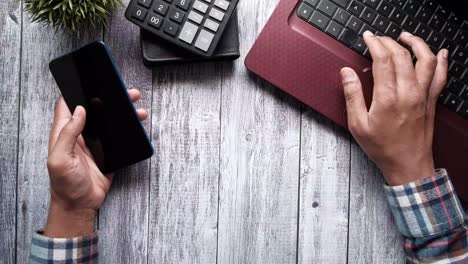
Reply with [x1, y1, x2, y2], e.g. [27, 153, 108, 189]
[44, 89, 149, 237]
[340, 31, 448, 186]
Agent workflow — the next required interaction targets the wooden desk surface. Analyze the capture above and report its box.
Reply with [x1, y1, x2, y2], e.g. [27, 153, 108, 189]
[0, 0, 409, 263]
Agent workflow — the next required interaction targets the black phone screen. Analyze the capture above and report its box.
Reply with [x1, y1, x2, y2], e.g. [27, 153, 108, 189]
[49, 41, 153, 173]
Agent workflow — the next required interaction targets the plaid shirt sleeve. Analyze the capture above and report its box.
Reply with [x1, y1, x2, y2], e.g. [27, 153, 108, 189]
[385, 169, 468, 264]
[29, 231, 98, 263]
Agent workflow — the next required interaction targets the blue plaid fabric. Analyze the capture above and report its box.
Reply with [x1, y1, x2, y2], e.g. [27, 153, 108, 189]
[385, 169, 468, 263]
[29, 232, 98, 263]
[29, 170, 467, 263]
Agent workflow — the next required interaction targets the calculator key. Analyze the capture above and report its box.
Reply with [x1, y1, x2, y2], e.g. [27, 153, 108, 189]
[132, 7, 148, 21]
[317, 0, 338, 17]
[147, 13, 163, 28]
[194, 29, 215, 51]
[346, 16, 363, 32]
[188, 11, 203, 24]
[179, 21, 199, 44]
[333, 9, 350, 25]
[376, 2, 393, 17]
[361, 8, 377, 24]
[373, 15, 389, 32]
[326, 21, 344, 38]
[204, 18, 220, 32]
[444, 94, 464, 112]
[305, 0, 320, 7]
[214, 0, 230, 11]
[209, 8, 225, 21]
[447, 78, 465, 95]
[154, 1, 170, 16]
[353, 37, 367, 53]
[451, 46, 468, 64]
[348, 1, 365, 17]
[330, 0, 349, 8]
[138, 0, 153, 8]
[163, 21, 179, 36]
[339, 28, 359, 46]
[169, 8, 185, 23]
[385, 23, 402, 39]
[193, 0, 209, 13]
[449, 62, 466, 80]
[175, 0, 191, 11]
[459, 103, 468, 119]
[427, 32, 444, 49]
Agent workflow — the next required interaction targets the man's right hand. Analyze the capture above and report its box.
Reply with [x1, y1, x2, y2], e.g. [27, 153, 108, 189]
[340, 31, 448, 186]
[44, 88, 149, 238]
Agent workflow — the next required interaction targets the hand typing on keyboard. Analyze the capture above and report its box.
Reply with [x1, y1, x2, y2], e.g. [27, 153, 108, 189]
[340, 31, 448, 185]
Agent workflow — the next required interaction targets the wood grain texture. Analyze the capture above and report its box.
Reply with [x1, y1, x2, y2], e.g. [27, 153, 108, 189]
[347, 143, 405, 264]
[0, 0, 21, 262]
[97, 4, 153, 264]
[16, 20, 100, 262]
[147, 61, 224, 263]
[217, 0, 302, 263]
[297, 111, 350, 264]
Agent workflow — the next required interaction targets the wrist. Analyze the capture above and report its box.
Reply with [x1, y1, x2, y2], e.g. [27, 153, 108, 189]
[44, 199, 96, 238]
[382, 161, 435, 186]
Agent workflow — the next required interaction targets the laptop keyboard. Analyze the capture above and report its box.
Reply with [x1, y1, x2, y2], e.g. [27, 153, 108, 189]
[297, 0, 468, 120]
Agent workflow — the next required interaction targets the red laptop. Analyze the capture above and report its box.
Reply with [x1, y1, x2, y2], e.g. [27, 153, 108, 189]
[245, 0, 468, 202]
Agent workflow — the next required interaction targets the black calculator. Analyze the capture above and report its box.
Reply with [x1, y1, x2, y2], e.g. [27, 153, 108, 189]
[125, 0, 239, 57]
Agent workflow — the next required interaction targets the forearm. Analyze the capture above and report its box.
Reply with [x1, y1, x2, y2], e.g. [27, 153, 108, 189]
[385, 169, 468, 263]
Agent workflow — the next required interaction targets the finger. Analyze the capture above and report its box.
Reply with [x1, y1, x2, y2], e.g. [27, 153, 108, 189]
[399, 32, 438, 89]
[136, 108, 149, 121]
[340, 67, 369, 135]
[428, 49, 449, 103]
[128, 88, 141, 103]
[363, 31, 397, 98]
[53, 106, 86, 154]
[378, 36, 417, 88]
[49, 97, 73, 152]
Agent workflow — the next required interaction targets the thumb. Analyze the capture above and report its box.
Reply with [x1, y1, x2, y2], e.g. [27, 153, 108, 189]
[340, 68, 368, 132]
[54, 106, 86, 154]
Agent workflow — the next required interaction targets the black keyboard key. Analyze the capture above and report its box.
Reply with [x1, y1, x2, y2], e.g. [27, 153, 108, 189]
[447, 78, 465, 95]
[428, 13, 444, 31]
[451, 46, 468, 65]
[132, 7, 148, 21]
[373, 15, 390, 32]
[169, 8, 185, 23]
[361, 7, 377, 24]
[360, 23, 378, 35]
[434, 6, 449, 20]
[449, 62, 466, 80]
[454, 30, 468, 46]
[459, 103, 468, 119]
[439, 89, 450, 103]
[331, 0, 350, 8]
[448, 14, 463, 26]
[138, 0, 153, 8]
[309, 11, 330, 30]
[391, 0, 406, 8]
[353, 37, 367, 53]
[154, 1, 170, 16]
[339, 28, 359, 46]
[317, 0, 338, 17]
[334, 9, 351, 25]
[444, 94, 464, 112]
[348, 1, 365, 16]
[163, 21, 179, 36]
[175, 0, 191, 11]
[147, 13, 163, 28]
[414, 24, 431, 40]
[427, 32, 444, 49]
[442, 23, 458, 40]
[363, 0, 380, 9]
[390, 8, 406, 24]
[385, 23, 402, 39]
[377, 2, 393, 17]
[402, 0, 420, 16]
[346, 16, 364, 32]
[423, 0, 437, 10]
[402, 16, 418, 32]
[441, 39, 456, 54]
[326, 21, 344, 38]
[461, 87, 468, 100]
[298, 3, 314, 20]
[415, 6, 431, 23]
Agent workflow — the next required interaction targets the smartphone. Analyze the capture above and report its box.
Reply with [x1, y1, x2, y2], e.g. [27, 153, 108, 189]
[49, 41, 154, 173]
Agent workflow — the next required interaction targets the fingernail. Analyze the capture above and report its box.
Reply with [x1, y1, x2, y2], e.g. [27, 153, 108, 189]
[402, 31, 413, 38]
[442, 49, 448, 59]
[363, 31, 374, 38]
[341, 68, 355, 82]
[73, 107, 81, 118]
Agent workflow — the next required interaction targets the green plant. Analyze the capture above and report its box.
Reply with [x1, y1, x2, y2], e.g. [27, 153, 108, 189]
[24, 0, 123, 32]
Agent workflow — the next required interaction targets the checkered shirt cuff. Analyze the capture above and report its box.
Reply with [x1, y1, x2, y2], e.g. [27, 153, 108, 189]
[384, 169, 466, 238]
[30, 231, 98, 263]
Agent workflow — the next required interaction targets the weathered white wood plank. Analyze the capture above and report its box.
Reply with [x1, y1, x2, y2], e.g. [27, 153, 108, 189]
[217, 0, 301, 263]
[16, 22, 100, 262]
[348, 143, 405, 264]
[98, 4, 153, 263]
[0, 0, 21, 262]
[297, 111, 350, 264]
[147, 62, 223, 263]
